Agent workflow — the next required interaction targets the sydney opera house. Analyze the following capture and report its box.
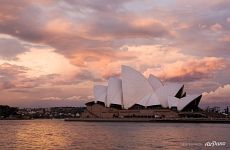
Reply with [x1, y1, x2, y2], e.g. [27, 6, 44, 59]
[81, 66, 202, 119]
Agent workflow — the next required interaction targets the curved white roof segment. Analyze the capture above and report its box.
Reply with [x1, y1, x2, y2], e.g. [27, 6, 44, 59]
[136, 93, 161, 107]
[148, 74, 163, 91]
[155, 83, 183, 108]
[136, 94, 151, 106]
[93, 85, 107, 103]
[146, 93, 161, 106]
[121, 65, 153, 109]
[164, 83, 184, 96]
[91, 65, 202, 111]
[177, 95, 201, 111]
[107, 77, 123, 107]
[167, 96, 179, 108]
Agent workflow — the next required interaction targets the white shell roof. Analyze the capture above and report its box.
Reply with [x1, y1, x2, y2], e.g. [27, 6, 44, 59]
[146, 93, 161, 106]
[177, 95, 201, 111]
[163, 83, 184, 96]
[121, 65, 153, 109]
[93, 85, 107, 103]
[107, 77, 123, 107]
[136, 93, 161, 107]
[155, 83, 184, 108]
[90, 65, 202, 111]
[148, 74, 163, 91]
[167, 96, 179, 108]
[136, 94, 151, 106]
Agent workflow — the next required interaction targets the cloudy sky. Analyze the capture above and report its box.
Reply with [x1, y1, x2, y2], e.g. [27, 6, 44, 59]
[0, 0, 229, 108]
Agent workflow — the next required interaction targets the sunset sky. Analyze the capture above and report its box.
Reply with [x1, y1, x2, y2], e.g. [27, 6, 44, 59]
[0, 0, 229, 108]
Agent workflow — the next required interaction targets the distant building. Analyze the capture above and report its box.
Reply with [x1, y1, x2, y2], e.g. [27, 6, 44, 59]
[82, 65, 202, 118]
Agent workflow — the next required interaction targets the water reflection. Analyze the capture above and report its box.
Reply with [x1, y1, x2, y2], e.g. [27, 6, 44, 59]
[0, 120, 229, 150]
[15, 120, 69, 149]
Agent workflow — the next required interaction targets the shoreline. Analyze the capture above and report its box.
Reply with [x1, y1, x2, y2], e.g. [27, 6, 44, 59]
[64, 118, 230, 124]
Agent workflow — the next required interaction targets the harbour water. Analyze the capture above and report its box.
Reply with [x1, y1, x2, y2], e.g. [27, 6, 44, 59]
[0, 120, 229, 150]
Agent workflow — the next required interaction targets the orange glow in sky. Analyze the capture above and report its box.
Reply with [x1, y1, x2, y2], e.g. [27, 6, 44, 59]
[0, 0, 229, 107]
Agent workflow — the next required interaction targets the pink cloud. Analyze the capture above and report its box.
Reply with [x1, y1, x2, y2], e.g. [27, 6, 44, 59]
[144, 57, 225, 82]
[0, 0, 229, 107]
[210, 23, 222, 32]
[227, 17, 230, 24]
[202, 84, 230, 104]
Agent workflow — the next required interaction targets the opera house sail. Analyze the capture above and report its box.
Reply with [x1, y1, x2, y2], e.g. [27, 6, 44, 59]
[107, 77, 123, 108]
[83, 65, 203, 119]
[121, 65, 153, 109]
[93, 85, 107, 105]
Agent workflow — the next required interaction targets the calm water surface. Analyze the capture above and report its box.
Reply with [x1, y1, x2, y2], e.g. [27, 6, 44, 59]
[0, 120, 229, 150]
